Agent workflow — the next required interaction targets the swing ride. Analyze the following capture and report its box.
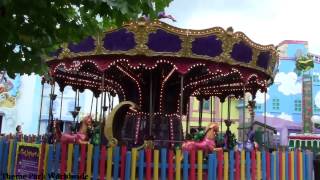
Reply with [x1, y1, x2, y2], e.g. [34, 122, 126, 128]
[44, 19, 278, 150]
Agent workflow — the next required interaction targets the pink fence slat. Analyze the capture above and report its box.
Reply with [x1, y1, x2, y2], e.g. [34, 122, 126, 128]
[99, 146, 107, 179]
[190, 150, 196, 180]
[79, 144, 86, 175]
[251, 151, 256, 180]
[168, 150, 174, 180]
[120, 145, 127, 180]
[146, 148, 152, 180]
[266, 151, 270, 180]
[60, 143, 67, 180]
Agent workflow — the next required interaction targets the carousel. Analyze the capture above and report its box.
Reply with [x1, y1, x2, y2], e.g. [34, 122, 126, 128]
[44, 19, 278, 150]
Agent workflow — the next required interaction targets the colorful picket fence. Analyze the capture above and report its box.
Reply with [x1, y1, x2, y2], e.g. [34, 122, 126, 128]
[0, 139, 314, 180]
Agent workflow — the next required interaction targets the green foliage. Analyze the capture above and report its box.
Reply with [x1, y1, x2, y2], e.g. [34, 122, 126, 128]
[294, 55, 314, 76]
[0, 0, 172, 76]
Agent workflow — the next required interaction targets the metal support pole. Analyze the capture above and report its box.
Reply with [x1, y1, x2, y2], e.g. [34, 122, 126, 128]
[210, 97, 213, 122]
[179, 75, 184, 119]
[242, 85, 246, 143]
[199, 98, 203, 129]
[264, 89, 267, 147]
[37, 81, 45, 136]
[95, 97, 98, 122]
[59, 91, 64, 120]
[220, 100, 223, 138]
[90, 94, 94, 116]
[227, 96, 231, 121]
[186, 99, 190, 138]
[100, 73, 105, 123]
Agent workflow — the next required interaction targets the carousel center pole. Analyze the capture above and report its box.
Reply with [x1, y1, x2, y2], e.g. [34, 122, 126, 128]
[185, 100, 190, 139]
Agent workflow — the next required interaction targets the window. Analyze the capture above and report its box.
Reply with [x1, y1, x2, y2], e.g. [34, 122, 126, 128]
[314, 104, 320, 113]
[203, 100, 210, 111]
[255, 104, 262, 111]
[294, 99, 302, 112]
[199, 100, 210, 111]
[272, 99, 280, 110]
[313, 75, 320, 82]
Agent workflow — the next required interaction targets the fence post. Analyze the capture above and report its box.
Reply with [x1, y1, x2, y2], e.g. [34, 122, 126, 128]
[46, 144, 54, 179]
[190, 150, 196, 180]
[99, 146, 107, 180]
[182, 151, 188, 180]
[175, 149, 181, 180]
[106, 147, 113, 180]
[245, 151, 250, 180]
[218, 150, 223, 180]
[240, 150, 245, 180]
[66, 143, 74, 176]
[154, 149, 159, 180]
[224, 151, 228, 180]
[138, 149, 145, 180]
[10, 140, 17, 176]
[86, 144, 93, 179]
[235, 151, 240, 180]
[257, 151, 261, 180]
[160, 148, 167, 180]
[229, 150, 234, 180]
[54, 143, 61, 173]
[92, 145, 100, 180]
[125, 151, 132, 180]
[0, 139, 4, 173]
[113, 146, 121, 179]
[208, 153, 216, 180]
[168, 149, 174, 180]
[79, 144, 86, 176]
[120, 145, 127, 180]
[146, 148, 152, 180]
[251, 150, 256, 180]
[198, 150, 203, 180]
[60, 143, 67, 179]
[72, 144, 79, 180]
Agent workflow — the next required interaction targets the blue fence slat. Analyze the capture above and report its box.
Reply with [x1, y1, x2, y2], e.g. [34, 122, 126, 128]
[183, 151, 189, 180]
[113, 146, 120, 179]
[160, 148, 167, 180]
[138, 149, 144, 180]
[0, 140, 4, 174]
[308, 151, 313, 180]
[276, 152, 279, 180]
[54, 143, 61, 172]
[92, 145, 100, 180]
[208, 153, 217, 180]
[2, 141, 9, 174]
[304, 151, 308, 180]
[271, 152, 274, 180]
[46, 145, 54, 180]
[72, 144, 79, 180]
[125, 152, 132, 180]
[246, 151, 251, 180]
[229, 150, 234, 180]
[10, 141, 17, 175]
[262, 151, 266, 180]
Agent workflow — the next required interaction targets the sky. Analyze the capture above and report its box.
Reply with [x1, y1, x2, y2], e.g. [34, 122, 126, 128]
[164, 0, 320, 54]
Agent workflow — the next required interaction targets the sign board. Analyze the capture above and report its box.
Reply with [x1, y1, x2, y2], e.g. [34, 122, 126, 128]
[14, 142, 42, 179]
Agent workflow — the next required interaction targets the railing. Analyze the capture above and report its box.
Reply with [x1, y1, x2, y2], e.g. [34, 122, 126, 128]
[0, 138, 314, 180]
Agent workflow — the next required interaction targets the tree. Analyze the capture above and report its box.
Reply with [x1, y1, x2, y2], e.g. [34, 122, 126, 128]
[0, 0, 172, 76]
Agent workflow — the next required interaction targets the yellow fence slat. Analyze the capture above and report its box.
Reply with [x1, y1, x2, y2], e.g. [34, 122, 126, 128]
[153, 149, 159, 180]
[241, 150, 245, 180]
[86, 144, 93, 178]
[131, 148, 137, 180]
[107, 147, 113, 180]
[175, 149, 181, 180]
[224, 151, 229, 180]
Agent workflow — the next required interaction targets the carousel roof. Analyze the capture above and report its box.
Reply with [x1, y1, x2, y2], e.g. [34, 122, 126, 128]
[46, 20, 279, 113]
[48, 20, 278, 77]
